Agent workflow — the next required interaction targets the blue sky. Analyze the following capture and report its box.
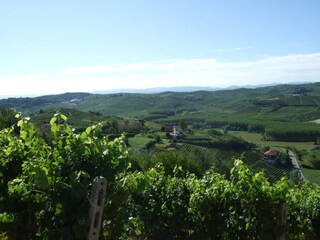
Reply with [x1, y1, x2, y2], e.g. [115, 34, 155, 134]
[0, 0, 319, 96]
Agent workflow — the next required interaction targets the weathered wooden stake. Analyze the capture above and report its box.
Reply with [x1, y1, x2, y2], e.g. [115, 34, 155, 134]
[88, 176, 107, 240]
[274, 202, 287, 240]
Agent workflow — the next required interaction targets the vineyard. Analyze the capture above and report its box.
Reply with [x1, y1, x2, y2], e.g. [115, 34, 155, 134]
[0, 114, 320, 239]
[145, 144, 293, 182]
[147, 143, 241, 160]
[241, 151, 293, 182]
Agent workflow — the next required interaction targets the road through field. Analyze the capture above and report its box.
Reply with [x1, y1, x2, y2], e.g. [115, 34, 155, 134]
[288, 150, 306, 182]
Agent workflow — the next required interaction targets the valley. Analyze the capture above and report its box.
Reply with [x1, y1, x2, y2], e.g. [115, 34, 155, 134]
[1, 82, 320, 238]
[1, 82, 320, 184]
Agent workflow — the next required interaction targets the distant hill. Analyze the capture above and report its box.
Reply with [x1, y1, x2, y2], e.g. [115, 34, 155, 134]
[94, 86, 219, 94]
[93, 83, 284, 94]
[1, 82, 320, 122]
[0, 92, 92, 109]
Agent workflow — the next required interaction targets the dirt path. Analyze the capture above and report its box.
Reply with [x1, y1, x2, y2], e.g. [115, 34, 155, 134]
[288, 150, 306, 182]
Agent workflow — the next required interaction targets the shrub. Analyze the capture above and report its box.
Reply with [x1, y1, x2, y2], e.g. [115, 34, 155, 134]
[0, 113, 129, 239]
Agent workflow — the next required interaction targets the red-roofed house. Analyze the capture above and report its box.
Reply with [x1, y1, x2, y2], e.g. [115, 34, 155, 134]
[264, 150, 278, 164]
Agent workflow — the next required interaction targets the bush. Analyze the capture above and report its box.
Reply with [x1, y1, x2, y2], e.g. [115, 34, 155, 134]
[0, 108, 18, 133]
[144, 139, 157, 149]
[207, 129, 223, 136]
[309, 158, 320, 169]
[0, 113, 129, 239]
[248, 123, 265, 133]
[122, 160, 320, 239]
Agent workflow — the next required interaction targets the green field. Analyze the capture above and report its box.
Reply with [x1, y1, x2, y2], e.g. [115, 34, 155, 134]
[229, 130, 320, 183]
[229, 131, 315, 151]
[301, 168, 320, 185]
[128, 135, 152, 149]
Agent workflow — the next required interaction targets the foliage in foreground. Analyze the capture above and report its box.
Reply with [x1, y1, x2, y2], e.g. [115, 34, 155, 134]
[0, 113, 129, 239]
[122, 162, 320, 239]
[0, 114, 319, 239]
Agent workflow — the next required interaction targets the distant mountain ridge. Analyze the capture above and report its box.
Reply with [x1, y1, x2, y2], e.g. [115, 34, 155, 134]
[0, 82, 309, 99]
[1, 82, 320, 121]
[93, 84, 280, 94]
[94, 86, 219, 94]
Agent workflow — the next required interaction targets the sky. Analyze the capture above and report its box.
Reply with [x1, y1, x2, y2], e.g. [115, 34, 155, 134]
[0, 0, 319, 97]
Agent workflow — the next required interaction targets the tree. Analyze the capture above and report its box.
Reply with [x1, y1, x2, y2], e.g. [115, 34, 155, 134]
[309, 158, 320, 169]
[179, 120, 187, 132]
[154, 134, 161, 143]
[0, 108, 18, 132]
[277, 151, 292, 166]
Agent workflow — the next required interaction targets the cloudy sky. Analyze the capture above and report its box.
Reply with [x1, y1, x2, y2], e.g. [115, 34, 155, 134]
[0, 0, 319, 97]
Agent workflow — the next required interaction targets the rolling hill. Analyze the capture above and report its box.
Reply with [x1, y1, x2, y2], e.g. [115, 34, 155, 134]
[1, 82, 320, 123]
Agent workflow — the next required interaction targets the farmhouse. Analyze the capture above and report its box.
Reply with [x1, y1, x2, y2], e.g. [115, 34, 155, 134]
[170, 126, 184, 139]
[264, 150, 278, 164]
[164, 124, 184, 139]
[164, 124, 176, 133]
[70, 98, 81, 104]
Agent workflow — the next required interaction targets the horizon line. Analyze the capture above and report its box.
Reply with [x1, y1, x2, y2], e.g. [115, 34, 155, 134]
[0, 81, 315, 99]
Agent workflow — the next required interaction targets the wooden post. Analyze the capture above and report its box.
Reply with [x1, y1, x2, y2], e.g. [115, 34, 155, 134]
[88, 176, 107, 240]
[274, 202, 287, 240]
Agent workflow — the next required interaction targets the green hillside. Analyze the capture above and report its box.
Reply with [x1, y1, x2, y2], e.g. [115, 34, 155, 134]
[29, 108, 115, 129]
[2, 82, 320, 184]
[2, 83, 320, 122]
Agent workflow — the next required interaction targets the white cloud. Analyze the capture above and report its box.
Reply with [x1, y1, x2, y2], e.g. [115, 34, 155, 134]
[1, 52, 320, 97]
[64, 63, 149, 74]
[0, 74, 51, 97]
[213, 46, 253, 53]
